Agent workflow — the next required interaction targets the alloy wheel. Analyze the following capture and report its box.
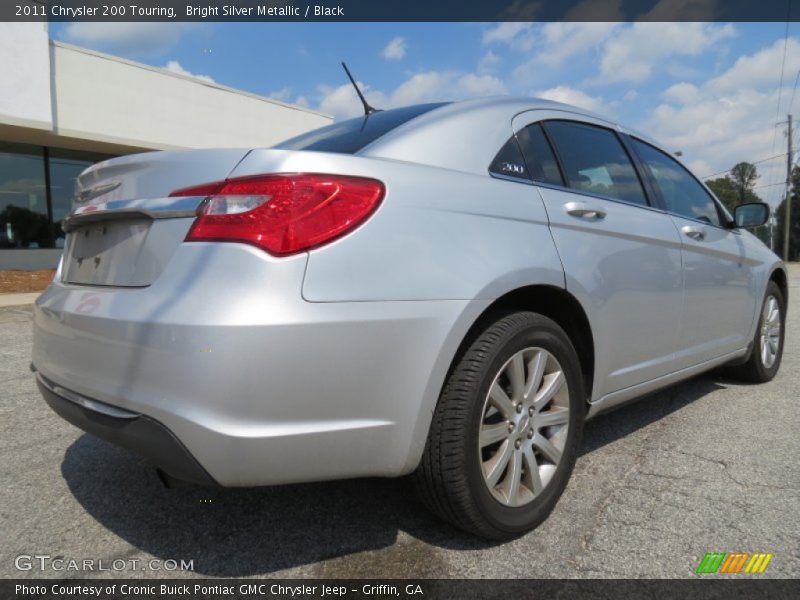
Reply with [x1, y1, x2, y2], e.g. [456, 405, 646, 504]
[478, 347, 570, 507]
[760, 295, 781, 369]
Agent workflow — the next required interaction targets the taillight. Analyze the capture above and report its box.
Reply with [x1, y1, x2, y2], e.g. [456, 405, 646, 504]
[171, 173, 385, 256]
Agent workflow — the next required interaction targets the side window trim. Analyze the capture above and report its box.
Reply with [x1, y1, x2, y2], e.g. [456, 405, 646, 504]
[494, 117, 667, 213]
[628, 135, 732, 230]
[619, 133, 666, 211]
[531, 180, 671, 214]
[536, 122, 568, 188]
[540, 119, 654, 208]
[489, 170, 535, 186]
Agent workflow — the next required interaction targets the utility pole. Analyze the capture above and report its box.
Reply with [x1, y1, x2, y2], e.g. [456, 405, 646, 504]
[782, 114, 793, 262]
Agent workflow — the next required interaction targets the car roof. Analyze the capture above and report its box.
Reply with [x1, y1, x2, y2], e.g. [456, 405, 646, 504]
[357, 96, 607, 175]
[360, 96, 671, 177]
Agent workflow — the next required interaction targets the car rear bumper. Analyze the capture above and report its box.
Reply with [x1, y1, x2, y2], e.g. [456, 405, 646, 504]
[36, 373, 217, 485]
[32, 243, 476, 486]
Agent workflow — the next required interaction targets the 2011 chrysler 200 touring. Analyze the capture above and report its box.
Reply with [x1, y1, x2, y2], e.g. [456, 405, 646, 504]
[33, 98, 787, 539]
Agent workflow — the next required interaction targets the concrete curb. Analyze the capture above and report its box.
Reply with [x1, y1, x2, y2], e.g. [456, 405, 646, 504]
[0, 293, 40, 308]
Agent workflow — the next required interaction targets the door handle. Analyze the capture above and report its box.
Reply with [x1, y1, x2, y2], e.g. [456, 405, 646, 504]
[681, 225, 706, 241]
[565, 201, 606, 220]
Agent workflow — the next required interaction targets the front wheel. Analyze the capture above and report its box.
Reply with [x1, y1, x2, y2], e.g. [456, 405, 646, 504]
[413, 312, 585, 539]
[725, 280, 786, 383]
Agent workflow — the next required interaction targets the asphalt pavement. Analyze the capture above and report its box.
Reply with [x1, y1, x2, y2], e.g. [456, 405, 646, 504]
[1, 267, 798, 579]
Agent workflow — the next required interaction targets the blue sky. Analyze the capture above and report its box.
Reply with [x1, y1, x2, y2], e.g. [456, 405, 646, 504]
[51, 22, 799, 206]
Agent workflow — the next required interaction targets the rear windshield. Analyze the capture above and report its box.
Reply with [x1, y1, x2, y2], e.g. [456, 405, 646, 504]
[273, 103, 448, 154]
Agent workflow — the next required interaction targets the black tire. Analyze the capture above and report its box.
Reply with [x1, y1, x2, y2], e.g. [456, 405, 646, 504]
[413, 311, 585, 540]
[725, 281, 786, 383]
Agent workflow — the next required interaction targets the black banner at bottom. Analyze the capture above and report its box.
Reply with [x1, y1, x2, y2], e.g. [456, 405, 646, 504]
[5, 579, 800, 600]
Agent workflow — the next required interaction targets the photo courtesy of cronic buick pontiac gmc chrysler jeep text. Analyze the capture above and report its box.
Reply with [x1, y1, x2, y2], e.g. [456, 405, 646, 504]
[32, 98, 787, 539]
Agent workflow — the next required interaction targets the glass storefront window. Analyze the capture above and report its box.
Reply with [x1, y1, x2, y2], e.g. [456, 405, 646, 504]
[0, 142, 49, 249]
[0, 143, 114, 250]
[48, 148, 113, 249]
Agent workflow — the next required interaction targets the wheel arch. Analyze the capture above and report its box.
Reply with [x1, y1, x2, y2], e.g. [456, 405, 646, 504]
[769, 266, 789, 304]
[452, 285, 596, 402]
[402, 284, 596, 475]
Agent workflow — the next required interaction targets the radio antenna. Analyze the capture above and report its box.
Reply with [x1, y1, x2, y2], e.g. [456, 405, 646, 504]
[341, 62, 380, 116]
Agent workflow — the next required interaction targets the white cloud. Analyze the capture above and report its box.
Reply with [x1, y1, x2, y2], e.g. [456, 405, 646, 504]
[506, 22, 734, 89]
[381, 36, 407, 61]
[708, 37, 800, 93]
[317, 82, 383, 119]
[482, 23, 535, 52]
[316, 70, 508, 120]
[391, 71, 457, 106]
[596, 23, 736, 84]
[623, 89, 639, 101]
[642, 37, 798, 207]
[534, 85, 610, 113]
[662, 82, 700, 105]
[458, 73, 507, 96]
[647, 89, 781, 195]
[62, 23, 195, 57]
[533, 22, 619, 66]
[163, 60, 214, 84]
[512, 22, 619, 85]
[477, 50, 501, 75]
[268, 87, 293, 102]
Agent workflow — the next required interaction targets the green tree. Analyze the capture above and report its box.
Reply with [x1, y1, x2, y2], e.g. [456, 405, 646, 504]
[705, 161, 761, 213]
[730, 162, 759, 203]
[706, 177, 744, 213]
[774, 165, 800, 262]
[705, 162, 769, 245]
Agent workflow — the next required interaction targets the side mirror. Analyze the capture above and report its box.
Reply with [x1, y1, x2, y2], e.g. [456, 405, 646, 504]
[734, 202, 769, 229]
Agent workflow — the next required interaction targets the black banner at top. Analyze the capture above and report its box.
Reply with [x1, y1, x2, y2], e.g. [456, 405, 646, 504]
[4, 0, 800, 22]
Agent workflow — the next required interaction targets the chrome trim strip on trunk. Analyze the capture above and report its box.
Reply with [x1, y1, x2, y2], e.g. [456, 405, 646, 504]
[62, 196, 204, 232]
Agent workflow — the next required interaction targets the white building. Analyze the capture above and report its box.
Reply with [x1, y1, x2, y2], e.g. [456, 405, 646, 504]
[0, 21, 332, 269]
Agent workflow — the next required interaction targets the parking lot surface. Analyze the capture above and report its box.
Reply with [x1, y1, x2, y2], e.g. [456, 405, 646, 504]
[1, 266, 798, 579]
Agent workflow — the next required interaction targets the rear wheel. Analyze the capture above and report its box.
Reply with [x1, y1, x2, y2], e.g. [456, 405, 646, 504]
[414, 311, 585, 539]
[725, 281, 785, 383]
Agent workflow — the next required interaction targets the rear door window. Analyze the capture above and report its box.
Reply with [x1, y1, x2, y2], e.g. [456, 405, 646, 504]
[543, 121, 649, 206]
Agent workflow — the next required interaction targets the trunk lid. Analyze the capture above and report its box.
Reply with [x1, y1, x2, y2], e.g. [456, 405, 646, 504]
[62, 148, 250, 287]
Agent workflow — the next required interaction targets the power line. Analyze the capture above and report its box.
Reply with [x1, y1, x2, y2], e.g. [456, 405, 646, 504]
[765, 12, 793, 206]
[701, 152, 788, 180]
[754, 181, 789, 190]
[775, 8, 791, 121]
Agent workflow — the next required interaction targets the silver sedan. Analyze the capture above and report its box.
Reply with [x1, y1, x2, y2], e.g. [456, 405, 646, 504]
[32, 97, 787, 539]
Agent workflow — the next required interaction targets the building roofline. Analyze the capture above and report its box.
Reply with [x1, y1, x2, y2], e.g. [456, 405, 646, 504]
[49, 40, 332, 120]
